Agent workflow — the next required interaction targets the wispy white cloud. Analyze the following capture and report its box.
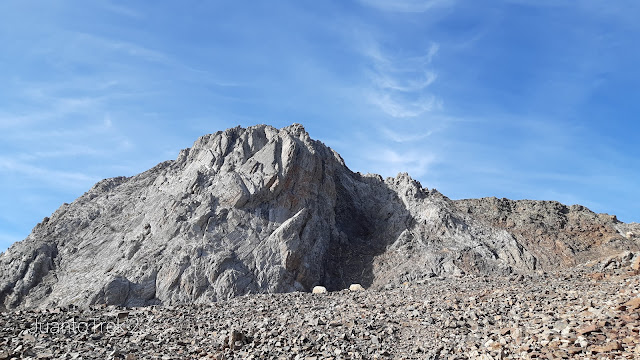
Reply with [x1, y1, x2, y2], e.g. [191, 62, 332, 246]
[426, 43, 439, 62]
[16, 144, 102, 161]
[379, 126, 433, 142]
[371, 70, 437, 92]
[32, 29, 240, 90]
[359, 0, 455, 13]
[0, 157, 99, 189]
[360, 39, 441, 118]
[0, 75, 145, 135]
[101, 1, 142, 18]
[0, 93, 105, 130]
[365, 148, 436, 178]
[73, 32, 170, 63]
[369, 93, 441, 118]
[67, 32, 245, 89]
[104, 114, 113, 128]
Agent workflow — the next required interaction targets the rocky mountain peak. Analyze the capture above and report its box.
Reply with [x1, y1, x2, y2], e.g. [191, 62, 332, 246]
[1, 124, 638, 310]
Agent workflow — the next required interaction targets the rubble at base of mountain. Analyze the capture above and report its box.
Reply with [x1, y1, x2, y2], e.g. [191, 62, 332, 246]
[2, 261, 640, 359]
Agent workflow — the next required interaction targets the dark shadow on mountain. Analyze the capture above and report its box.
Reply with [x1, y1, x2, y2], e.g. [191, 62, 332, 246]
[323, 173, 412, 290]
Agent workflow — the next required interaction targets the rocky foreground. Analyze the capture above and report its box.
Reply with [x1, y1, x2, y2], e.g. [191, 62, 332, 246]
[2, 253, 640, 360]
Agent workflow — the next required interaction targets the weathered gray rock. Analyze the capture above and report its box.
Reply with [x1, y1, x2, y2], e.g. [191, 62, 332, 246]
[453, 198, 640, 268]
[0, 124, 638, 310]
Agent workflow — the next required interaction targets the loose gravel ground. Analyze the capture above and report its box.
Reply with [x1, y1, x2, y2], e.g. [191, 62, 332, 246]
[2, 262, 640, 359]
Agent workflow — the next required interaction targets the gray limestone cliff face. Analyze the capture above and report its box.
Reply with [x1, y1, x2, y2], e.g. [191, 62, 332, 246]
[1, 124, 638, 310]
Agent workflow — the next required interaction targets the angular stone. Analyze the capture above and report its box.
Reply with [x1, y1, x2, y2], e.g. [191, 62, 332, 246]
[577, 324, 598, 335]
[624, 298, 640, 310]
[592, 341, 623, 353]
[312, 286, 327, 294]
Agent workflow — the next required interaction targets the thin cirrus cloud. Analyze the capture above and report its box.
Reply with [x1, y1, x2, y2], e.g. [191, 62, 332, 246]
[71, 32, 244, 89]
[346, 23, 445, 180]
[359, 0, 455, 13]
[38, 30, 241, 96]
[0, 93, 104, 129]
[369, 93, 441, 119]
[365, 148, 437, 178]
[71, 32, 171, 65]
[0, 157, 99, 189]
[362, 41, 442, 118]
[379, 126, 433, 143]
[100, 1, 143, 18]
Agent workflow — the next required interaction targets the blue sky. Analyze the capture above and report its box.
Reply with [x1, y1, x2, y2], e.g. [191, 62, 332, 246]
[1, 1, 639, 251]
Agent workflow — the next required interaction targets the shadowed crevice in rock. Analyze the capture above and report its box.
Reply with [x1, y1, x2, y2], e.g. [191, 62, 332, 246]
[324, 172, 412, 290]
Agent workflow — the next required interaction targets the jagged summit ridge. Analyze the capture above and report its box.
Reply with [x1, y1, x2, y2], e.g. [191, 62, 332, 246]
[1, 124, 638, 310]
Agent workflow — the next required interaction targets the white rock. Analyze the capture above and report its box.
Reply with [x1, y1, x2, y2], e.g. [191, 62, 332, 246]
[312, 286, 327, 294]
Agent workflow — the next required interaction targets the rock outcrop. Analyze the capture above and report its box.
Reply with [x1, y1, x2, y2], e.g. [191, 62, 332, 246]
[454, 198, 639, 268]
[1, 124, 638, 310]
